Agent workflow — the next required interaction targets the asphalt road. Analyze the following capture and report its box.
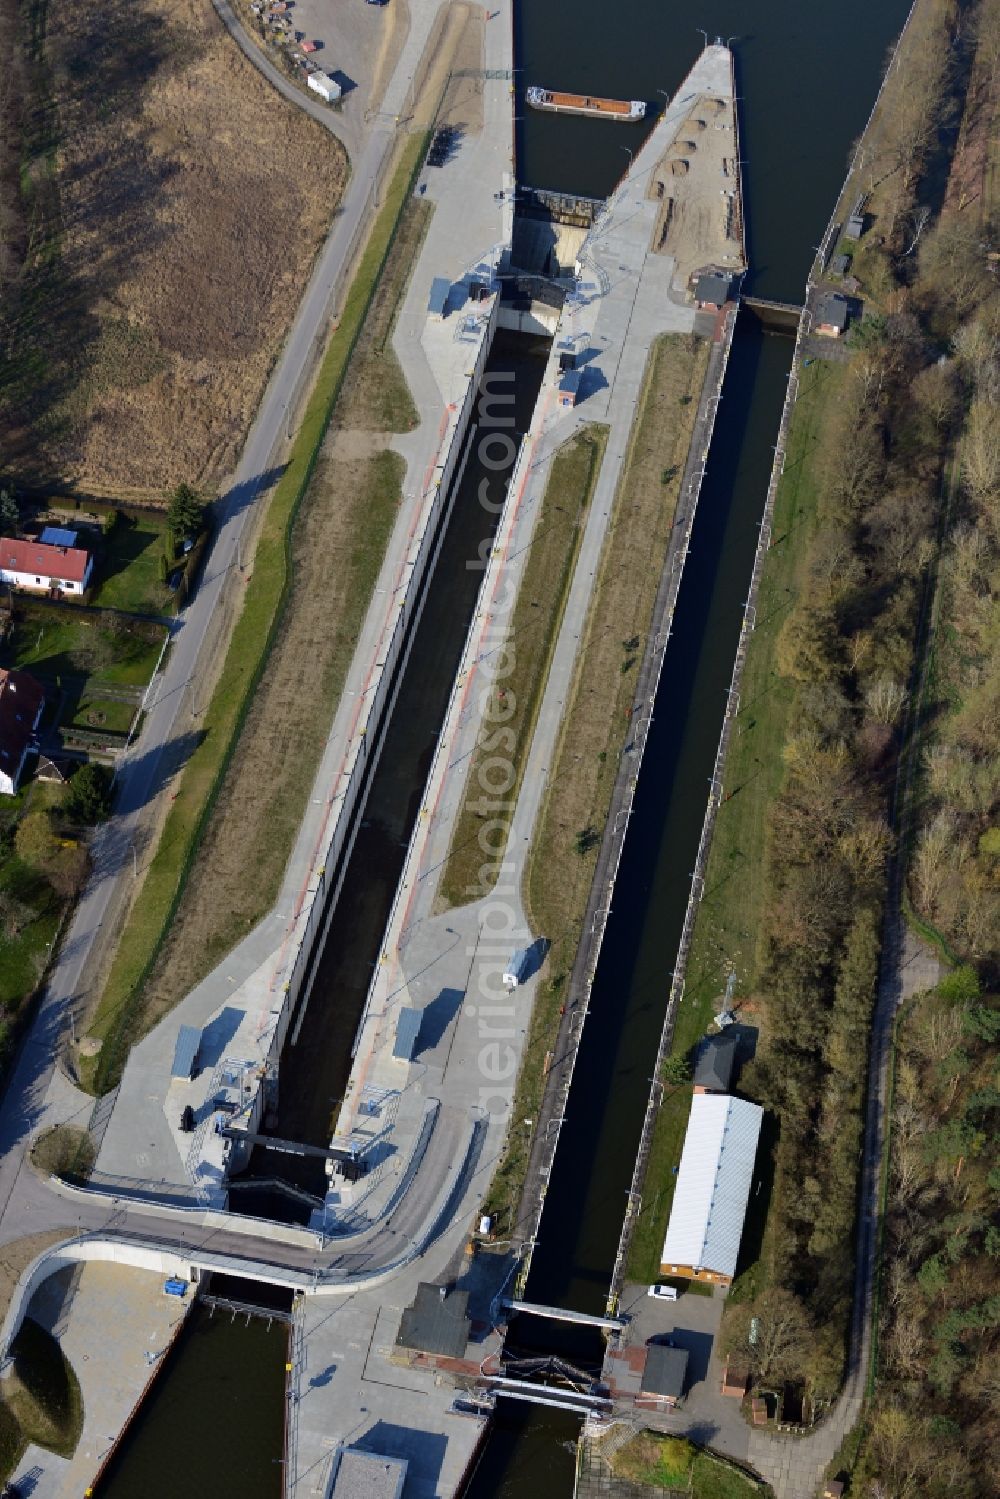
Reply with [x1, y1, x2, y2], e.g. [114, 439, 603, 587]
[0, 30, 397, 1231]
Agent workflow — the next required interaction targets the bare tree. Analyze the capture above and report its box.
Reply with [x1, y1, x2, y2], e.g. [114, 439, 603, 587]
[962, 399, 1000, 504]
[866, 675, 908, 724]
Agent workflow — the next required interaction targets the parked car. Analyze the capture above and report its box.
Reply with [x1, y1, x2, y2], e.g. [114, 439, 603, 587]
[648, 1283, 679, 1301]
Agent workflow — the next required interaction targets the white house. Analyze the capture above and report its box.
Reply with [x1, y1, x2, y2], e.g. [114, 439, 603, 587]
[308, 71, 342, 103]
[0, 668, 45, 796]
[0, 537, 93, 596]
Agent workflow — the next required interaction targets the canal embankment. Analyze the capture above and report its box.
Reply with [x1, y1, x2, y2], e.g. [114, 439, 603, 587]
[89, 12, 520, 1200]
[510, 305, 739, 1284]
[606, 295, 811, 1307]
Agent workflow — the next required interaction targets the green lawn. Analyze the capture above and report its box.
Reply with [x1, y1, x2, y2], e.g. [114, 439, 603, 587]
[1, 604, 165, 690]
[611, 1434, 768, 1497]
[692, 1451, 770, 1498]
[625, 356, 847, 1285]
[0, 856, 61, 1012]
[64, 690, 136, 737]
[90, 515, 172, 616]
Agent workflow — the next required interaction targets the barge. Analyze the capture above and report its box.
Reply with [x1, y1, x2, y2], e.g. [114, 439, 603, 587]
[526, 86, 647, 122]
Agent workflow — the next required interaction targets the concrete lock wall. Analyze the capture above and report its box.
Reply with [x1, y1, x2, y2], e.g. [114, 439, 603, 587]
[267, 298, 501, 1068]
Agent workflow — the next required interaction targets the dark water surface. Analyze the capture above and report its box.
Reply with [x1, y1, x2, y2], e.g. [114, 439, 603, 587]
[95, 1305, 288, 1499]
[518, 0, 910, 299]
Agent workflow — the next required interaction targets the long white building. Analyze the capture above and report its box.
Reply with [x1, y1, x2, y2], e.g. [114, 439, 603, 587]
[660, 1091, 763, 1288]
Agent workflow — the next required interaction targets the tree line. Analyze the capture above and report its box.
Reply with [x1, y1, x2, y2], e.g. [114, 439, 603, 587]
[724, 0, 999, 1407]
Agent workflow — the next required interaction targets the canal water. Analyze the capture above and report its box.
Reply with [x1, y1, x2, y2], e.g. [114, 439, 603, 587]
[517, 0, 911, 300]
[95, 1295, 290, 1499]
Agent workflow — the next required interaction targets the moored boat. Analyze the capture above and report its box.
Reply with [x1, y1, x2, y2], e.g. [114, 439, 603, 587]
[526, 86, 647, 122]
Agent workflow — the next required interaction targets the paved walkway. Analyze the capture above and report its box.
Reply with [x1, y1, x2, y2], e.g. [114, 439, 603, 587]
[10, 1262, 189, 1496]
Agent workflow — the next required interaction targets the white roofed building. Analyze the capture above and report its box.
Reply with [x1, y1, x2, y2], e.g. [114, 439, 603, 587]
[660, 1091, 763, 1288]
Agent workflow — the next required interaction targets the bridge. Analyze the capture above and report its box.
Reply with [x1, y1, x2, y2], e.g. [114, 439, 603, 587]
[516, 185, 605, 226]
[485, 1376, 612, 1416]
[501, 1298, 627, 1332]
[740, 295, 803, 332]
[221, 1128, 360, 1162]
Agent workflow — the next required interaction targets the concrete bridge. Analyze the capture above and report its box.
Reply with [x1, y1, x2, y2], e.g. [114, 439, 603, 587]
[739, 295, 803, 332]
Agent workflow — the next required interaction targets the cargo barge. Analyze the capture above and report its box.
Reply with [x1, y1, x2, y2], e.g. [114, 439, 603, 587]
[525, 86, 647, 122]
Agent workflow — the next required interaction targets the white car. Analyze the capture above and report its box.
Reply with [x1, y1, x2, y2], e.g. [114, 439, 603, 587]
[648, 1283, 679, 1301]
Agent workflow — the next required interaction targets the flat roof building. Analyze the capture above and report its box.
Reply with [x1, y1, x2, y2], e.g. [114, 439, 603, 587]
[308, 71, 342, 103]
[660, 1092, 763, 1287]
[329, 1449, 408, 1499]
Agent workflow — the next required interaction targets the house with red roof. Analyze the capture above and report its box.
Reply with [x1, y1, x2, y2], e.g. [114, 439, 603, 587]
[0, 668, 45, 796]
[0, 537, 93, 596]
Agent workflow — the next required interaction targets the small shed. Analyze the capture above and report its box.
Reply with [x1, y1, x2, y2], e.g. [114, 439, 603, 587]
[830, 253, 851, 277]
[693, 1031, 739, 1093]
[844, 212, 865, 240]
[640, 1343, 689, 1404]
[300, 38, 318, 54]
[392, 1006, 422, 1062]
[171, 1025, 202, 1080]
[502, 947, 531, 989]
[815, 292, 849, 338]
[823, 1484, 845, 1499]
[397, 1283, 471, 1359]
[308, 72, 342, 103]
[694, 271, 732, 310]
[557, 369, 583, 409]
[721, 1354, 750, 1397]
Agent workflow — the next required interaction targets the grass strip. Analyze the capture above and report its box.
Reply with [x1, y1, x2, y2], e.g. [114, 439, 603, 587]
[437, 424, 609, 907]
[482, 332, 709, 1228]
[624, 355, 842, 1284]
[90, 133, 428, 1090]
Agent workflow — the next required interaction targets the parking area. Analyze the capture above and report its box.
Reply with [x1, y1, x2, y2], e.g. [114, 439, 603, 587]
[238, 0, 410, 139]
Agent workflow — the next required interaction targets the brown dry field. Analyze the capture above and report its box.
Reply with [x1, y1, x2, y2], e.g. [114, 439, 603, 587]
[139, 199, 432, 1027]
[2, 0, 346, 499]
